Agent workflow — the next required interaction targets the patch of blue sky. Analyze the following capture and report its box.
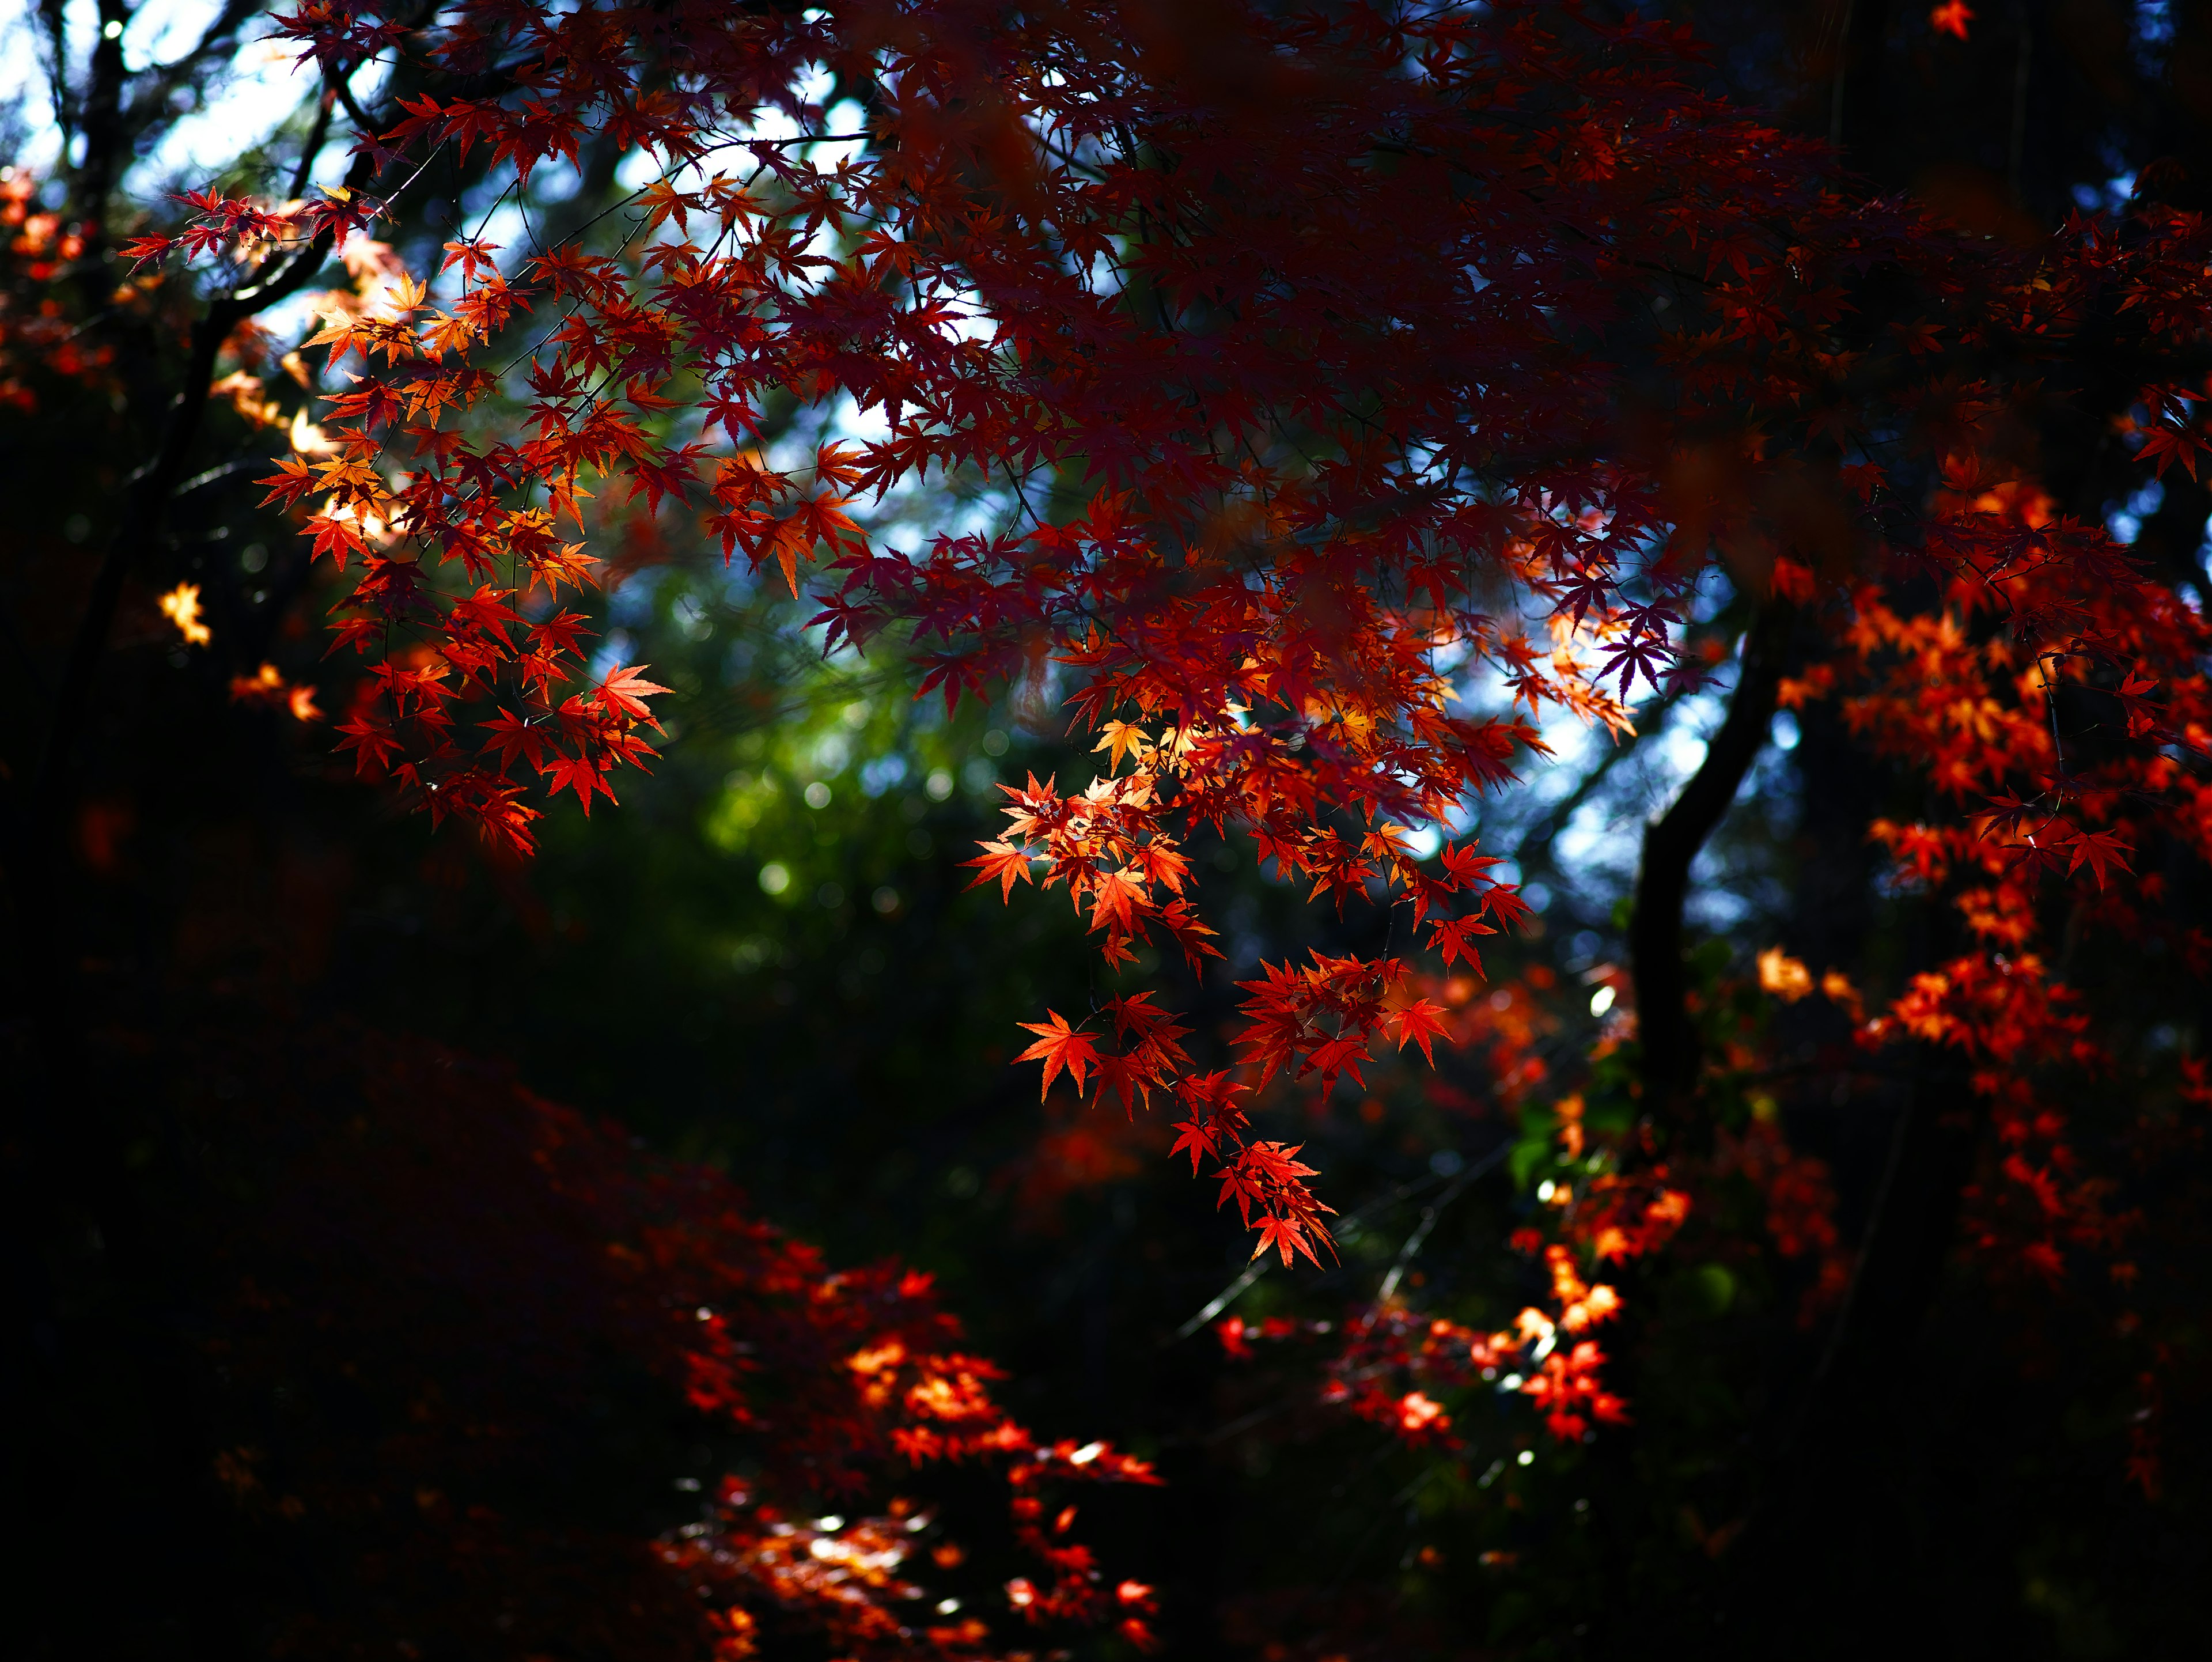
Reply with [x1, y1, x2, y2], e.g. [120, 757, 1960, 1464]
[4, 0, 392, 345]
[2108, 478, 2164, 544]
[859, 752, 909, 796]
[2135, 1, 2175, 75]
[586, 627, 635, 682]
[1686, 562, 1737, 623]
[7, 0, 351, 191]
[2072, 172, 2138, 213]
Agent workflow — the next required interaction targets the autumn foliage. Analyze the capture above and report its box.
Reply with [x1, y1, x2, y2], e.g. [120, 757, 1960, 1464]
[14, 0, 2212, 1655]
[124, 0, 2210, 1428]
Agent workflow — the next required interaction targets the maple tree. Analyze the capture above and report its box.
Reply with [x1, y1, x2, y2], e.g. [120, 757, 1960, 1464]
[108, 0, 2180, 1265]
[13, 0, 2212, 1657]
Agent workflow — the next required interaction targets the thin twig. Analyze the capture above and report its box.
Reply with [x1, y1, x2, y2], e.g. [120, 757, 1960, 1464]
[1377, 1142, 1508, 1301]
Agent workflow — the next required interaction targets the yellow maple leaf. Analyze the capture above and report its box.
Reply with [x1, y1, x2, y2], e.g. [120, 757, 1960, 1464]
[1756, 947, 1813, 1002]
[158, 582, 211, 647]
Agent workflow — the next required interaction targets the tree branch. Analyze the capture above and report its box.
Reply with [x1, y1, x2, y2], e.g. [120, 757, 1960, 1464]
[118, 0, 270, 148]
[1630, 599, 1794, 1106]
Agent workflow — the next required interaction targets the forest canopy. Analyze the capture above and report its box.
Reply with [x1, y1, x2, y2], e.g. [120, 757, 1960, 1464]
[6, 2, 2212, 1659]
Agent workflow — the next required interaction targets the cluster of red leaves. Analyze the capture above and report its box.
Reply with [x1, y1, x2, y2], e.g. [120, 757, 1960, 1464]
[122, 181, 380, 274]
[551, 1074, 1166, 1654]
[1433, 967, 1563, 1113]
[1222, 1248, 1632, 1453]
[1768, 460, 2212, 1492]
[1218, 1077, 1689, 1449]
[183, 1025, 1156, 1659]
[247, 233, 680, 850]
[1872, 953, 2123, 1288]
[991, 767, 1505, 1262]
[664, 1451, 1160, 1661]
[994, 1097, 1153, 1237]
[1211, 941, 1871, 1460]
[1710, 1114, 1853, 1326]
[123, 1, 2212, 1270]
[0, 169, 122, 411]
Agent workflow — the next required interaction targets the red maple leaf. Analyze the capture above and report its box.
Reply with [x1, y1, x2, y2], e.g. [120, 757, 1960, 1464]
[541, 750, 617, 816]
[595, 664, 671, 729]
[480, 708, 549, 774]
[1929, 1, 1974, 39]
[1252, 1213, 1321, 1269]
[1388, 998, 1450, 1066]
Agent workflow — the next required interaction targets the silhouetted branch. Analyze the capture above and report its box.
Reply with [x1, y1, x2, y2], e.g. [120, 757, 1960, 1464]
[1630, 599, 1794, 1106]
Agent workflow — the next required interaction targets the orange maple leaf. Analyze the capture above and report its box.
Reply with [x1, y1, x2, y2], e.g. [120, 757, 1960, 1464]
[1086, 867, 1148, 937]
[1015, 1010, 1100, 1101]
[1093, 720, 1149, 773]
[965, 839, 1035, 901]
